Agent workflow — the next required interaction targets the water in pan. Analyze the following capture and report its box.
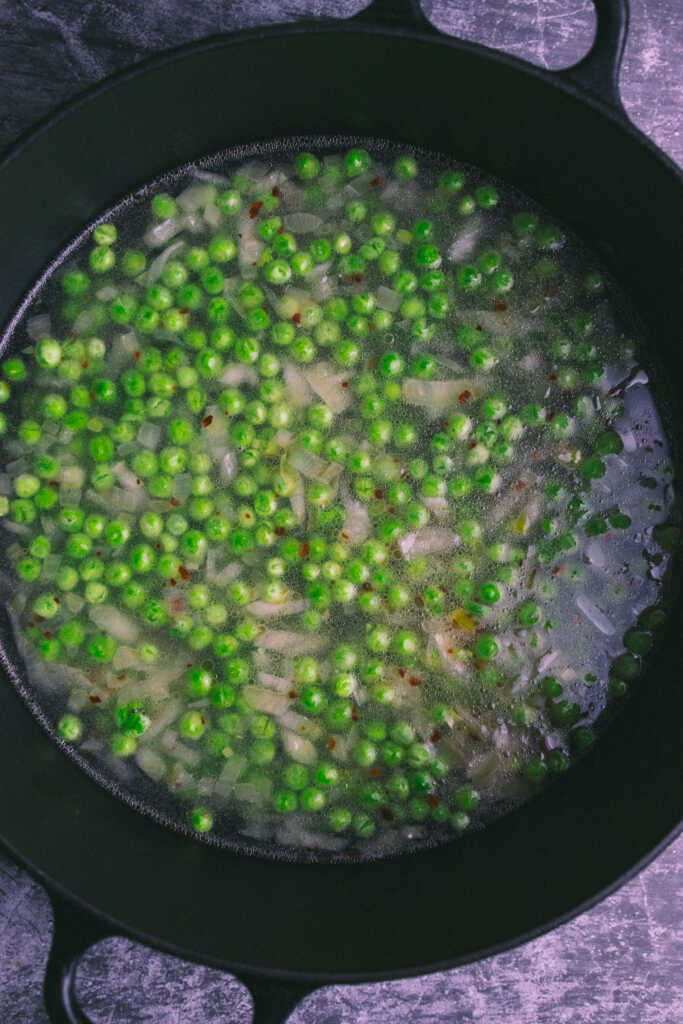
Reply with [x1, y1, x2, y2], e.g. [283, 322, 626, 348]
[0, 140, 676, 861]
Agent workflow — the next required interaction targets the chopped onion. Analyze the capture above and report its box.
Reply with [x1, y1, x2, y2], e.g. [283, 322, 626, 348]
[235, 780, 272, 804]
[215, 755, 247, 796]
[281, 730, 317, 765]
[26, 314, 52, 341]
[221, 364, 258, 387]
[287, 446, 327, 480]
[284, 212, 323, 233]
[283, 361, 313, 407]
[376, 285, 401, 312]
[191, 168, 230, 187]
[2, 520, 31, 536]
[256, 629, 325, 653]
[172, 473, 192, 502]
[257, 672, 292, 692]
[304, 361, 352, 413]
[135, 748, 166, 781]
[402, 377, 485, 409]
[340, 488, 370, 545]
[145, 239, 186, 284]
[177, 184, 214, 212]
[243, 685, 289, 716]
[144, 217, 183, 248]
[246, 598, 306, 619]
[399, 528, 459, 558]
[447, 220, 482, 261]
[138, 422, 161, 449]
[290, 480, 306, 522]
[576, 594, 616, 635]
[144, 700, 183, 740]
[88, 604, 139, 643]
[95, 285, 118, 302]
[203, 203, 222, 228]
[205, 551, 241, 585]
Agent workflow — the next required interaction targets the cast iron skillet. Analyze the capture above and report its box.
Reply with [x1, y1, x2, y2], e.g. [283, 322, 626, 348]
[0, 1, 681, 1021]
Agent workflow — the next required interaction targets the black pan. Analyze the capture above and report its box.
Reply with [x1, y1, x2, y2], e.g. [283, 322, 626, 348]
[0, 2, 681, 1021]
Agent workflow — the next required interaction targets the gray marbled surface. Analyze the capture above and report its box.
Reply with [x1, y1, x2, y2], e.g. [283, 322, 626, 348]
[0, 1, 681, 1021]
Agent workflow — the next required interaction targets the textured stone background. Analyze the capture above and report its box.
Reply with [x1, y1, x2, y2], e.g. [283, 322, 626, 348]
[0, 1, 681, 1021]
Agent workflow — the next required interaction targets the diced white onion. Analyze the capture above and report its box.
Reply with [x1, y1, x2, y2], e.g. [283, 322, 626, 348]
[304, 362, 351, 414]
[256, 629, 325, 653]
[576, 594, 616, 635]
[88, 604, 139, 643]
[281, 730, 316, 764]
[145, 239, 186, 283]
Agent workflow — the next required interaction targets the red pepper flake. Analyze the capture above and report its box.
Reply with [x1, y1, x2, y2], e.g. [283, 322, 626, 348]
[370, 176, 383, 187]
[493, 299, 508, 312]
[438, 585, 446, 593]
[458, 390, 472, 405]
[43, 631, 53, 639]
[171, 599, 184, 613]
[409, 676, 422, 687]
[81, 361, 88, 369]
[34, 615, 44, 623]
[299, 541, 310, 558]
[292, 312, 302, 325]
[387, 507, 395, 516]
[351, 707, 360, 722]
[361, 582, 373, 592]
[340, 381, 349, 390]
[134, 351, 140, 359]
[178, 565, 191, 580]
[200, 716, 206, 725]
[327, 737, 336, 750]
[186, 663, 193, 668]
[27, 621, 35, 628]
[249, 201, 263, 218]
[274, 525, 287, 536]
[116, 673, 127, 680]
[497, 680, 505, 688]
[374, 488, 384, 500]
[170, 498, 180, 507]
[288, 690, 298, 699]
[89, 695, 102, 704]
[552, 565, 565, 576]
[456, 725, 464, 732]
[179, 307, 190, 315]
[271, 186, 281, 197]
[276, 225, 284, 234]
[202, 415, 214, 428]
[53, 596, 60, 604]
[369, 767, 380, 777]
[414, 595, 424, 607]
[447, 648, 454, 654]
[514, 479, 526, 491]
[467, 441, 477, 450]
[340, 531, 349, 541]
[427, 795, 440, 809]
[49, 480, 60, 489]
[475, 324, 483, 332]
[548, 374, 558, 382]
[170, 578, 177, 586]
[380, 806, 394, 821]
[237, 232, 243, 238]
[351, 272, 364, 283]
[398, 668, 406, 677]
[430, 729, 442, 743]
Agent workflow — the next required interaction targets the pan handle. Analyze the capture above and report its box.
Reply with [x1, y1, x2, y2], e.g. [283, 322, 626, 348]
[43, 894, 114, 1024]
[353, 0, 630, 115]
[237, 974, 320, 1024]
[555, 0, 629, 113]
